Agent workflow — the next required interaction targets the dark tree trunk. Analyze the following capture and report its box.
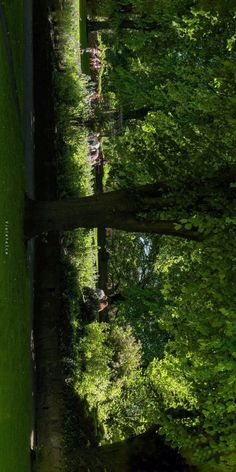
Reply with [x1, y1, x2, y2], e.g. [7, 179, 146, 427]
[69, 428, 195, 471]
[24, 184, 201, 240]
[24, 169, 236, 240]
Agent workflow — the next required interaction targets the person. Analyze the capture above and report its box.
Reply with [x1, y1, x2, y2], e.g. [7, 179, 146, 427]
[98, 299, 108, 312]
[91, 148, 100, 165]
[89, 141, 100, 151]
[92, 61, 101, 71]
[96, 288, 109, 312]
[81, 47, 101, 55]
[88, 135, 98, 145]
[96, 288, 106, 299]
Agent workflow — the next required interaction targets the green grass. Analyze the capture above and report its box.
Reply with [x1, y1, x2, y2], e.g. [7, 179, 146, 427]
[0, 2, 31, 472]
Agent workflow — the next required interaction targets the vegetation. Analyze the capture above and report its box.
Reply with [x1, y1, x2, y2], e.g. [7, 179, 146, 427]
[44, 1, 236, 471]
[50, 0, 99, 465]
[0, 1, 31, 471]
[52, 0, 97, 289]
[5, 0, 234, 470]
[75, 321, 143, 441]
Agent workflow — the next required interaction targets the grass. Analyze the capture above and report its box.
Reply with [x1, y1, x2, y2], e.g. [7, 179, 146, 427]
[0, 1, 31, 471]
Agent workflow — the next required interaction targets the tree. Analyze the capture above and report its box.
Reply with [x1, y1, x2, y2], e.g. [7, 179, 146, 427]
[25, 167, 236, 240]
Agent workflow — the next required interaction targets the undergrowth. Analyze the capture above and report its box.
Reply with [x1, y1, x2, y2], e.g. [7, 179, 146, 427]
[52, 0, 99, 461]
[53, 0, 97, 290]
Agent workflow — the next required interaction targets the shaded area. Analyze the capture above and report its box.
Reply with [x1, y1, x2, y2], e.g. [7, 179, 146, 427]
[33, 0, 64, 469]
[69, 428, 196, 472]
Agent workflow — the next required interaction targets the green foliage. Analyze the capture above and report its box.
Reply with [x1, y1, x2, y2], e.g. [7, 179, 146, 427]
[105, 231, 169, 364]
[108, 324, 142, 380]
[144, 229, 236, 471]
[107, 231, 161, 289]
[198, 0, 236, 13]
[112, 284, 169, 365]
[100, 4, 236, 192]
[53, 3, 100, 456]
[56, 1, 236, 469]
[94, 2, 236, 469]
[53, 0, 97, 291]
[53, 0, 94, 198]
[76, 322, 112, 406]
[75, 322, 144, 441]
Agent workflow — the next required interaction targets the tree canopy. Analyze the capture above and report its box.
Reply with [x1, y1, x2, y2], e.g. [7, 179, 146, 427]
[84, 1, 236, 470]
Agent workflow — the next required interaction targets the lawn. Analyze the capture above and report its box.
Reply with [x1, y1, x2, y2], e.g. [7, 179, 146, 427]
[0, 1, 31, 471]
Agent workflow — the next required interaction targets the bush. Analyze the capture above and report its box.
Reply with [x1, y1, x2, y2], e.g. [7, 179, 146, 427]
[75, 322, 144, 441]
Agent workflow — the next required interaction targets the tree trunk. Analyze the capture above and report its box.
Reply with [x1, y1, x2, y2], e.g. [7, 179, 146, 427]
[24, 184, 201, 240]
[69, 428, 194, 471]
[25, 170, 236, 240]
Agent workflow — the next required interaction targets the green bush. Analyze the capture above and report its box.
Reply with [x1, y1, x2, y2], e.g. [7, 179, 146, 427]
[75, 322, 144, 441]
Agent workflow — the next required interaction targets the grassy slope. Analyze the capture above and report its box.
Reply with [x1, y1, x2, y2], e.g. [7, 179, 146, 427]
[0, 1, 31, 471]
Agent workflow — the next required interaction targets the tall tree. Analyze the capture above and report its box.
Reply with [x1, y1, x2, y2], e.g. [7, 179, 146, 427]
[25, 167, 236, 239]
